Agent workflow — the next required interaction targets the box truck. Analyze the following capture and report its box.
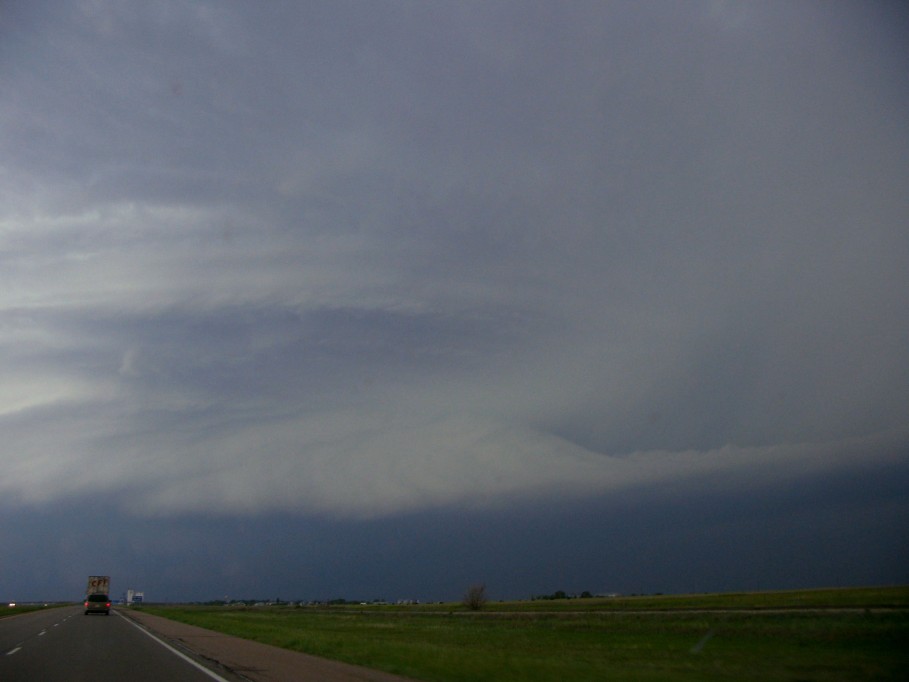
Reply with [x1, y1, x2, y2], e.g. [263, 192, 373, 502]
[84, 575, 111, 615]
[86, 575, 110, 595]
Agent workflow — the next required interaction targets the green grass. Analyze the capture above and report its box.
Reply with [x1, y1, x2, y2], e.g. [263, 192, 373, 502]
[0, 603, 70, 619]
[138, 587, 909, 681]
[488, 585, 909, 612]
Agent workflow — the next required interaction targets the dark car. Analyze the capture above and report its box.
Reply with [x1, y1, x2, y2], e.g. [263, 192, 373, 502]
[84, 593, 111, 615]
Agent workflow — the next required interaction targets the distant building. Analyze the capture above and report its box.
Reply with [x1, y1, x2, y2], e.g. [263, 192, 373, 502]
[126, 589, 145, 605]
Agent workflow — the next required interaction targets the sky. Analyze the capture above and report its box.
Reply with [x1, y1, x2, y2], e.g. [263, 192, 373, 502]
[1, 0, 907, 603]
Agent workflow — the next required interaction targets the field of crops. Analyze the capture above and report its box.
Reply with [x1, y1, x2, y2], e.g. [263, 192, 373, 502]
[139, 586, 909, 681]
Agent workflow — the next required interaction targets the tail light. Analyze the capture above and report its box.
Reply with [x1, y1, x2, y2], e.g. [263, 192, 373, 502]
[84, 601, 89, 607]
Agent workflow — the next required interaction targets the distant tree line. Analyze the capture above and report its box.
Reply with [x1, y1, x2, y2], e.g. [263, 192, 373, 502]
[531, 590, 595, 601]
[194, 597, 393, 607]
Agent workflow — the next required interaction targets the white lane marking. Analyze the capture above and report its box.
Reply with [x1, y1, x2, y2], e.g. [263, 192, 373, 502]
[38, 630, 47, 636]
[115, 612, 231, 682]
[6, 647, 22, 656]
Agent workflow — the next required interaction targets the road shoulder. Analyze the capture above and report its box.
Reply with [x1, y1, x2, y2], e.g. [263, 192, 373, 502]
[118, 609, 416, 682]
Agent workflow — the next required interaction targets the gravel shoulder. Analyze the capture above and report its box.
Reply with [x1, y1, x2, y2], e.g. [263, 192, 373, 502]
[119, 608, 417, 682]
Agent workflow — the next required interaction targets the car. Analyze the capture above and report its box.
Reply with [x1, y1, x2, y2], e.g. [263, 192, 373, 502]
[84, 594, 111, 615]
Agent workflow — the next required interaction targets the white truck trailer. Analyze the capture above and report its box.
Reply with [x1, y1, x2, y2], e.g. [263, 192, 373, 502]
[85, 575, 110, 596]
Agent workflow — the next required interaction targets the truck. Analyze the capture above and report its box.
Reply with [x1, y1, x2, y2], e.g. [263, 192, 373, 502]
[84, 576, 111, 615]
[86, 575, 110, 596]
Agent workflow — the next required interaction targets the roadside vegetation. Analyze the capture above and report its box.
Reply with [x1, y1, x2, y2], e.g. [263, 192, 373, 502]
[138, 586, 909, 681]
[1, 603, 70, 620]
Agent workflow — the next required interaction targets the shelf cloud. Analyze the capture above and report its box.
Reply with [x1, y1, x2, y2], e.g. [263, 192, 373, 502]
[1, 0, 907, 600]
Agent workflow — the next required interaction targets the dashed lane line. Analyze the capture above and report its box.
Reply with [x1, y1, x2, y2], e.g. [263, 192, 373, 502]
[4, 616, 71, 656]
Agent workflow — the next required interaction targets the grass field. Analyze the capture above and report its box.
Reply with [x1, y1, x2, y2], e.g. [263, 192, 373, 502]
[0, 603, 68, 620]
[139, 587, 909, 681]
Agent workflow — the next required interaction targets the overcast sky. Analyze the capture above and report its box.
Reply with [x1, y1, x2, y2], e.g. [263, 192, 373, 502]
[2, 0, 907, 603]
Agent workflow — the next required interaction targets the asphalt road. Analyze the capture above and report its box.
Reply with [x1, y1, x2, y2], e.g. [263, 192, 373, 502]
[0, 605, 236, 682]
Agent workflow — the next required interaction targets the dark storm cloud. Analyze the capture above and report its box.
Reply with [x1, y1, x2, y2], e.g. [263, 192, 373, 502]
[1, 1, 907, 598]
[4, 448, 907, 603]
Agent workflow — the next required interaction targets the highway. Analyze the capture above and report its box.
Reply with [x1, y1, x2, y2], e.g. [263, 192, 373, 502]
[0, 605, 236, 681]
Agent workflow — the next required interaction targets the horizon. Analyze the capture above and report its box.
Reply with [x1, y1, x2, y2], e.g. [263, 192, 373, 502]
[10, 583, 907, 608]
